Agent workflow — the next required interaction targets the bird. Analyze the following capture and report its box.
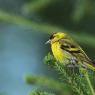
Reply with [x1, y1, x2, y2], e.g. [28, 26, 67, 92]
[45, 32, 95, 71]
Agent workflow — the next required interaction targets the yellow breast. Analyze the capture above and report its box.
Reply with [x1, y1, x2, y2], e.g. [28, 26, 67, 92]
[51, 42, 64, 63]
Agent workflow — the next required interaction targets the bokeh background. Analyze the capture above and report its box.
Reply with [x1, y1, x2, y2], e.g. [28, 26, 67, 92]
[0, 0, 95, 95]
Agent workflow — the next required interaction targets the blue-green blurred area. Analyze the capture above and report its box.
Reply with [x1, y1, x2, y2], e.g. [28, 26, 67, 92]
[0, 0, 95, 95]
[0, 23, 55, 95]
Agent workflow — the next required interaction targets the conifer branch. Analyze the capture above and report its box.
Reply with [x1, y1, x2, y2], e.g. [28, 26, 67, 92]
[25, 75, 70, 95]
[85, 72, 95, 95]
[44, 52, 95, 95]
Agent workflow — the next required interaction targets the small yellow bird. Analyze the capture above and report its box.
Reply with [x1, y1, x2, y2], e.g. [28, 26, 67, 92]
[46, 32, 95, 71]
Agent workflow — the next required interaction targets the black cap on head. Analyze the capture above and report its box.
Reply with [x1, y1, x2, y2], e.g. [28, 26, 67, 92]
[50, 35, 54, 39]
[49, 33, 57, 39]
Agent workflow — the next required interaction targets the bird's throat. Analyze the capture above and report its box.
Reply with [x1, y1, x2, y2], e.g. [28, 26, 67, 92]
[51, 42, 64, 63]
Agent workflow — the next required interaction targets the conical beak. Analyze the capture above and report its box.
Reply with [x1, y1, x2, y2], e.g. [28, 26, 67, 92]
[45, 39, 51, 44]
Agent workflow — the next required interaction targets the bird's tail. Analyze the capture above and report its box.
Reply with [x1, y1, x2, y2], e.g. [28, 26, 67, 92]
[84, 62, 95, 71]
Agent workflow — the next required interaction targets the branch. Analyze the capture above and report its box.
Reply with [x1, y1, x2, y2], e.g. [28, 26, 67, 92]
[22, 0, 52, 14]
[44, 52, 95, 95]
[24, 75, 70, 95]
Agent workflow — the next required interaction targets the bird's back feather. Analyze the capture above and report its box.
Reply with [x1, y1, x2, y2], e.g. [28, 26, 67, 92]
[59, 38, 95, 71]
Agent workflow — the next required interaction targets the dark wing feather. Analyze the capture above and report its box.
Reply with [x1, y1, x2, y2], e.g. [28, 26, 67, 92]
[59, 38, 92, 64]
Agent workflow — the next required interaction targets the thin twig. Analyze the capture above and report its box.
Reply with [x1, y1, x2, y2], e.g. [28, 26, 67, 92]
[85, 72, 95, 95]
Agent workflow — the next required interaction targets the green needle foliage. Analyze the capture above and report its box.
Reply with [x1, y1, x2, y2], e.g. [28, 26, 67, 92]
[44, 53, 95, 95]
[25, 75, 64, 91]
[26, 53, 95, 95]
[25, 75, 71, 95]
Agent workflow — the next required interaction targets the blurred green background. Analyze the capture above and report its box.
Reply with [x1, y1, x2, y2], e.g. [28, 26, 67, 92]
[0, 0, 95, 95]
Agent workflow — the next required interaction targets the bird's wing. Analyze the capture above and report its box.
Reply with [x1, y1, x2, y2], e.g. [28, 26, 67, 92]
[59, 38, 92, 64]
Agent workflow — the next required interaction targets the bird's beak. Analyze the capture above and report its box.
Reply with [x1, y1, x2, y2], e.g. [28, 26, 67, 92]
[45, 39, 51, 44]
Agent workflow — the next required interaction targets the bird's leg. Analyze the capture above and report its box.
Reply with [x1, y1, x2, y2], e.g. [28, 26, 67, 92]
[66, 57, 79, 68]
[65, 57, 80, 75]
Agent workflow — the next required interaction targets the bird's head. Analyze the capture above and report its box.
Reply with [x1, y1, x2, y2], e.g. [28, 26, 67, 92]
[46, 32, 66, 44]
